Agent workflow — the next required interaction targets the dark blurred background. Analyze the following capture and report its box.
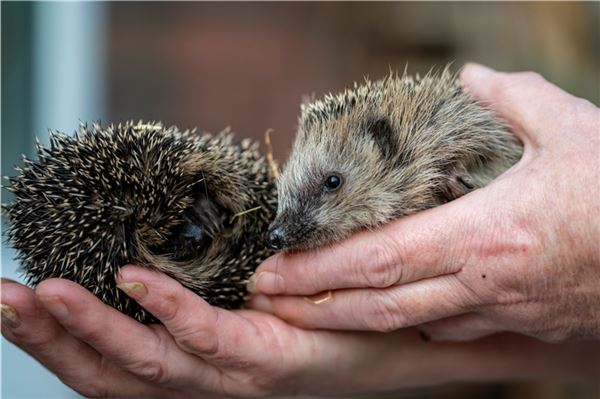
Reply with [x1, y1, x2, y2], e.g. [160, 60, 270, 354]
[2, 2, 599, 398]
[108, 2, 600, 160]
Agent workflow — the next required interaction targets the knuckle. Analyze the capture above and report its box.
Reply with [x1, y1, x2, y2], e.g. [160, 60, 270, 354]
[175, 328, 219, 357]
[170, 310, 220, 357]
[513, 70, 545, 85]
[133, 357, 172, 384]
[150, 291, 221, 358]
[491, 74, 518, 102]
[361, 291, 406, 332]
[154, 287, 183, 324]
[491, 71, 545, 102]
[125, 328, 174, 385]
[363, 241, 403, 288]
[494, 71, 546, 102]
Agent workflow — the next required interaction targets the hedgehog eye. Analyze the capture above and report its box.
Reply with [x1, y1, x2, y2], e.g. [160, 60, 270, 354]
[324, 174, 343, 192]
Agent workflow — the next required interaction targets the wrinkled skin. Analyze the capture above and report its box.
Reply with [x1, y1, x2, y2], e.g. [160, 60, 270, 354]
[2, 268, 600, 398]
[249, 63, 600, 343]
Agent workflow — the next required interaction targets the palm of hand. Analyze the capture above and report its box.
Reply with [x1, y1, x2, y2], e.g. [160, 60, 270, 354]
[2, 269, 430, 398]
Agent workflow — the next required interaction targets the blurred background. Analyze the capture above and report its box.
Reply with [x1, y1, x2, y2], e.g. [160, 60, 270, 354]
[1, 2, 598, 398]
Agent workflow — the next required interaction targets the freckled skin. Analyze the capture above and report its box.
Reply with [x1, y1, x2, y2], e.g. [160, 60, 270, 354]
[271, 68, 523, 250]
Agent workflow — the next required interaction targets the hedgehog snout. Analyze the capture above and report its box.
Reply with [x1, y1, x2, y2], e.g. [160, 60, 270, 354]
[266, 210, 317, 251]
[266, 226, 285, 250]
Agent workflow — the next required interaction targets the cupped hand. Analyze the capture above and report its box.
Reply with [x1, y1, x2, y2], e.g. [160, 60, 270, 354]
[247, 63, 600, 343]
[3, 268, 600, 398]
[1, 269, 469, 399]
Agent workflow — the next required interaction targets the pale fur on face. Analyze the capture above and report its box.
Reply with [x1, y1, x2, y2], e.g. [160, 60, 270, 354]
[271, 67, 522, 250]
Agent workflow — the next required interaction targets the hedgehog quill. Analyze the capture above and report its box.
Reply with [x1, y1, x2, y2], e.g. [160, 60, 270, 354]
[4, 122, 277, 322]
[267, 68, 523, 251]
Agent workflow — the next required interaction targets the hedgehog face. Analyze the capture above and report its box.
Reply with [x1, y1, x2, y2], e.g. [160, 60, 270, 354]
[268, 114, 405, 251]
[5, 122, 277, 322]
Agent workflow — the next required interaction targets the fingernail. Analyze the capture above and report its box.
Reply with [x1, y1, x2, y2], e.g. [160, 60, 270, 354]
[39, 296, 69, 322]
[1, 304, 21, 328]
[247, 272, 285, 295]
[116, 282, 148, 300]
[246, 295, 273, 312]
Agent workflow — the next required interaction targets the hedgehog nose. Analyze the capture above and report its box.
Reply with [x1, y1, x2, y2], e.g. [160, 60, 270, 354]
[267, 227, 285, 250]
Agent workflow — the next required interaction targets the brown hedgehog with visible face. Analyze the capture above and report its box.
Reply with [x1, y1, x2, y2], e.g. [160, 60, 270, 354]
[4, 122, 277, 322]
[267, 68, 523, 251]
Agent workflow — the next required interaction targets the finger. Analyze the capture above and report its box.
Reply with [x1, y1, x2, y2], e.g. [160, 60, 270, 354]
[1, 280, 157, 398]
[459, 63, 578, 145]
[419, 313, 500, 342]
[1, 277, 21, 284]
[248, 274, 480, 332]
[35, 278, 221, 389]
[250, 198, 474, 297]
[116, 265, 276, 367]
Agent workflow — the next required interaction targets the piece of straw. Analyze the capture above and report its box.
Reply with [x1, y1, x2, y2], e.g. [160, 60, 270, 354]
[304, 290, 333, 305]
[264, 129, 280, 179]
[229, 206, 262, 224]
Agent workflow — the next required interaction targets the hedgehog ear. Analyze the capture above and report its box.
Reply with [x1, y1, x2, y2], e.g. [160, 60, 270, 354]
[366, 117, 396, 160]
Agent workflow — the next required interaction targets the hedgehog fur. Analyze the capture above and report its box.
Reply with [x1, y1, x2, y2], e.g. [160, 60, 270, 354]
[4, 121, 277, 322]
[268, 68, 523, 250]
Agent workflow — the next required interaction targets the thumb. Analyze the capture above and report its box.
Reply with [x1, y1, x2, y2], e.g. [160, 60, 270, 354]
[250, 191, 479, 297]
[460, 63, 573, 146]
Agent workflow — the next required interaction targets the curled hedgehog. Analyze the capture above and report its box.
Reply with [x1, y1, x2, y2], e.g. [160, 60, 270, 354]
[267, 68, 523, 251]
[4, 122, 277, 322]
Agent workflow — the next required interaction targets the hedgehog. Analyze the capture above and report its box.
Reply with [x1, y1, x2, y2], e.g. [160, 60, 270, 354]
[4, 121, 277, 322]
[267, 68, 523, 251]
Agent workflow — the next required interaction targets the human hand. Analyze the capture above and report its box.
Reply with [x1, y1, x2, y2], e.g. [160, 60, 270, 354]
[3, 268, 600, 398]
[247, 63, 600, 342]
[0, 269, 474, 398]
